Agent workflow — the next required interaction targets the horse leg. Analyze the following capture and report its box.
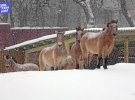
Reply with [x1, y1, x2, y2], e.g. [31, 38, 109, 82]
[96, 56, 102, 69]
[39, 55, 46, 71]
[39, 61, 46, 71]
[54, 60, 59, 70]
[88, 53, 95, 69]
[103, 57, 108, 69]
[76, 64, 79, 69]
[76, 59, 79, 69]
[79, 55, 84, 69]
[51, 67, 54, 70]
[84, 54, 88, 69]
[84, 52, 89, 69]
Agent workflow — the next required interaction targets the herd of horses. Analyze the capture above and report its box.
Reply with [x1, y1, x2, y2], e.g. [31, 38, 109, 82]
[4, 19, 118, 72]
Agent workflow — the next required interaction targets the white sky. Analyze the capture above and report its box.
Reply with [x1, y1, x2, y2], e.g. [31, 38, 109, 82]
[0, 63, 135, 100]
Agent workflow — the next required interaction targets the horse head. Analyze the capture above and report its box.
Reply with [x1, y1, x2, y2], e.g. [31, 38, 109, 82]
[55, 31, 65, 46]
[75, 26, 85, 43]
[107, 19, 118, 36]
[4, 55, 15, 68]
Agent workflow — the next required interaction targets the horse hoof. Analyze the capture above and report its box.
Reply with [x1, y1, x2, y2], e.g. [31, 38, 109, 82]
[103, 66, 108, 69]
[89, 67, 96, 70]
[96, 65, 100, 69]
[104, 67, 108, 69]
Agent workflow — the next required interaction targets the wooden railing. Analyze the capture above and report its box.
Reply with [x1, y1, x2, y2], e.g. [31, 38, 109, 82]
[4, 27, 135, 64]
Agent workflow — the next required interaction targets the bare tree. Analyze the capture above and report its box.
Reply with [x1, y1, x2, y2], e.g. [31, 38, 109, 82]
[73, 0, 94, 27]
[57, 0, 67, 27]
[119, 0, 134, 27]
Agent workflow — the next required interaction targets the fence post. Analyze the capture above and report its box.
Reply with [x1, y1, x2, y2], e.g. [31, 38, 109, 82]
[25, 50, 29, 63]
[124, 40, 129, 63]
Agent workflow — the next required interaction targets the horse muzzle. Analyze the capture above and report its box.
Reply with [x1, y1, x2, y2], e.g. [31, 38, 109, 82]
[113, 33, 116, 36]
[77, 40, 80, 43]
[58, 44, 63, 47]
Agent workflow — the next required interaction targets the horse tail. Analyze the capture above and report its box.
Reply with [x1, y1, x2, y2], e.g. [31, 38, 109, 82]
[39, 50, 46, 71]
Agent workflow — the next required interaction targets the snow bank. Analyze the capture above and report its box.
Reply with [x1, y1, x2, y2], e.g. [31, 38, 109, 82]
[0, 63, 135, 100]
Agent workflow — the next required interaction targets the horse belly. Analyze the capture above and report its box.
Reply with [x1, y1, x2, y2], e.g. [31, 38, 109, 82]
[106, 44, 114, 55]
[57, 56, 67, 63]
[44, 57, 54, 67]
[86, 39, 98, 54]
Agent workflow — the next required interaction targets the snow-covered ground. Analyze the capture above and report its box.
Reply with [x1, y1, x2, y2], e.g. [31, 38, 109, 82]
[0, 63, 135, 100]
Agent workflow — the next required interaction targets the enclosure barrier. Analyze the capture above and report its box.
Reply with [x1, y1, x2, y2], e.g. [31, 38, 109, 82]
[1, 27, 135, 72]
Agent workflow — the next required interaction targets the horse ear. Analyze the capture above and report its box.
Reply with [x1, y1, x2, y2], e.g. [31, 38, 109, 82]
[10, 56, 13, 59]
[81, 27, 84, 31]
[55, 30, 58, 34]
[116, 19, 118, 23]
[4, 56, 7, 60]
[107, 22, 110, 27]
[102, 27, 105, 31]
[4, 55, 10, 60]
[63, 32, 65, 35]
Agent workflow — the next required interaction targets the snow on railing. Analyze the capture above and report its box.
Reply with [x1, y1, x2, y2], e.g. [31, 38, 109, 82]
[4, 27, 135, 50]
[4, 30, 76, 50]
[86, 27, 135, 32]
[0, 23, 10, 25]
[11, 27, 68, 30]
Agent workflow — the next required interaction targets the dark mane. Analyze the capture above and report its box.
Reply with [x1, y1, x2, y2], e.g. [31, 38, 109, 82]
[76, 26, 84, 31]
[5, 55, 17, 63]
[107, 19, 118, 27]
[110, 19, 118, 24]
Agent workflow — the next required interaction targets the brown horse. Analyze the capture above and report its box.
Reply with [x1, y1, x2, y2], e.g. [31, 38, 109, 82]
[39, 31, 68, 71]
[80, 19, 118, 69]
[70, 26, 85, 69]
[63, 55, 76, 69]
[4, 56, 39, 72]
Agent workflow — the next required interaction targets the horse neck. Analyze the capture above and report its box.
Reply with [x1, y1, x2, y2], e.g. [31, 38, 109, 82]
[10, 59, 17, 67]
[104, 27, 113, 39]
[57, 41, 68, 54]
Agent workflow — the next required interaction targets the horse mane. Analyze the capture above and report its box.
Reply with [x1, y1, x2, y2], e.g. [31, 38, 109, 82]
[76, 26, 84, 31]
[102, 27, 106, 31]
[107, 19, 118, 27]
[5, 55, 17, 63]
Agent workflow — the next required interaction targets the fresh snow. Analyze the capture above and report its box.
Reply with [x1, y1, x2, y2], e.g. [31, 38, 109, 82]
[0, 63, 135, 100]
[86, 27, 135, 31]
[11, 27, 68, 30]
[0, 23, 10, 25]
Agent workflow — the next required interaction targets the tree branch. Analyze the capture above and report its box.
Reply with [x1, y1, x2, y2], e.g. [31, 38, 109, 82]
[120, 0, 134, 27]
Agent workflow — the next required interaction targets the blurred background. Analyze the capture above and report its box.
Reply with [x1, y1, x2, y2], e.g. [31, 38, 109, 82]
[0, 0, 135, 29]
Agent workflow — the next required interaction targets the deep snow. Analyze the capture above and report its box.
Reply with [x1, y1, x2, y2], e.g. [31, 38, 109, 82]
[0, 63, 135, 100]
